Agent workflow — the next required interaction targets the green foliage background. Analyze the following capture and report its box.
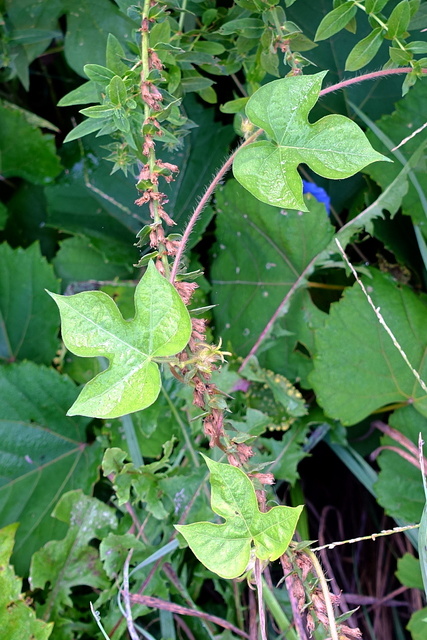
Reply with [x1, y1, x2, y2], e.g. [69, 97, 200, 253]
[1, 0, 427, 639]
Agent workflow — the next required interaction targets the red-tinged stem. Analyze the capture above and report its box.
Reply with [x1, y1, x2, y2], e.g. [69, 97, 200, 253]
[170, 67, 426, 286]
[320, 67, 427, 96]
[169, 130, 261, 283]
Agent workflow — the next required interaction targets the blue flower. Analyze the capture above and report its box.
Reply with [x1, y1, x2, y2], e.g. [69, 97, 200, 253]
[302, 179, 331, 214]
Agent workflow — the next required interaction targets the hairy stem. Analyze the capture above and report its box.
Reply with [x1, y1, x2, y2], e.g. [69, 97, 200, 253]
[305, 549, 339, 640]
[171, 66, 426, 287]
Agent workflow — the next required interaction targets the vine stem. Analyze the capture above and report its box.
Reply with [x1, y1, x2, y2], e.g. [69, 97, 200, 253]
[169, 129, 261, 282]
[170, 66, 426, 286]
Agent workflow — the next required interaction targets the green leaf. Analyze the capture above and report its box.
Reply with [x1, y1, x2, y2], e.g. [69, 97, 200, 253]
[310, 269, 427, 425]
[181, 75, 215, 92]
[396, 554, 424, 590]
[386, 0, 411, 39]
[211, 180, 334, 357]
[365, 0, 390, 12]
[64, 0, 135, 76]
[0, 362, 100, 575]
[30, 491, 116, 619]
[345, 27, 384, 71]
[363, 80, 427, 226]
[314, 2, 357, 41]
[220, 97, 249, 114]
[0, 243, 60, 364]
[407, 607, 427, 640]
[53, 236, 133, 289]
[48, 262, 191, 419]
[0, 101, 61, 184]
[79, 104, 116, 119]
[106, 33, 129, 76]
[218, 18, 265, 37]
[63, 117, 105, 143]
[175, 456, 303, 579]
[100, 532, 145, 579]
[0, 523, 53, 640]
[232, 72, 388, 210]
[83, 63, 116, 84]
[58, 81, 100, 107]
[108, 76, 128, 106]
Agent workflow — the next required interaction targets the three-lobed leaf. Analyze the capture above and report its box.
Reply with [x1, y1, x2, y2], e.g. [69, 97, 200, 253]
[233, 72, 389, 210]
[48, 261, 191, 418]
[175, 455, 303, 579]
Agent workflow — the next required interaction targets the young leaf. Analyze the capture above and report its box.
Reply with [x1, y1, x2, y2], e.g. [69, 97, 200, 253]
[175, 455, 303, 579]
[58, 81, 99, 106]
[47, 261, 191, 419]
[83, 63, 116, 84]
[314, 2, 357, 42]
[345, 27, 384, 70]
[108, 75, 127, 106]
[386, 0, 411, 39]
[63, 117, 105, 143]
[232, 72, 389, 210]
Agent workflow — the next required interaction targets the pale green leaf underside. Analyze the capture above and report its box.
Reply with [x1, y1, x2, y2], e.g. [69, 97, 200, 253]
[48, 262, 191, 418]
[175, 456, 302, 579]
[233, 72, 389, 210]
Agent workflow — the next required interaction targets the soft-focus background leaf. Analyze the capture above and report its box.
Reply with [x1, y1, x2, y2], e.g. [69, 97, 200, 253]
[211, 180, 334, 358]
[0, 243, 60, 364]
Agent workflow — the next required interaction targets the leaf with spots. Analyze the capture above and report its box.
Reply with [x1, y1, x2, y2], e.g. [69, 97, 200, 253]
[211, 180, 334, 358]
[175, 455, 303, 579]
[48, 261, 191, 419]
[29, 490, 116, 621]
[232, 71, 389, 210]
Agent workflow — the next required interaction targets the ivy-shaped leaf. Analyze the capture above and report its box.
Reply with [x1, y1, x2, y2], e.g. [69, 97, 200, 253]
[48, 261, 191, 419]
[233, 71, 389, 210]
[175, 456, 303, 579]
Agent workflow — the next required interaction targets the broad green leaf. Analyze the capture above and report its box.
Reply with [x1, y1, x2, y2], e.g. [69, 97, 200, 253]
[175, 456, 303, 579]
[310, 269, 427, 425]
[232, 72, 388, 210]
[63, 0, 135, 76]
[211, 180, 334, 358]
[387, 0, 411, 39]
[48, 261, 191, 419]
[314, 2, 357, 41]
[53, 236, 133, 289]
[363, 80, 427, 227]
[0, 523, 53, 640]
[0, 243, 60, 364]
[396, 554, 423, 590]
[0, 362, 100, 575]
[0, 101, 61, 184]
[374, 406, 427, 522]
[30, 491, 116, 620]
[345, 27, 384, 71]
[58, 81, 100, 107]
